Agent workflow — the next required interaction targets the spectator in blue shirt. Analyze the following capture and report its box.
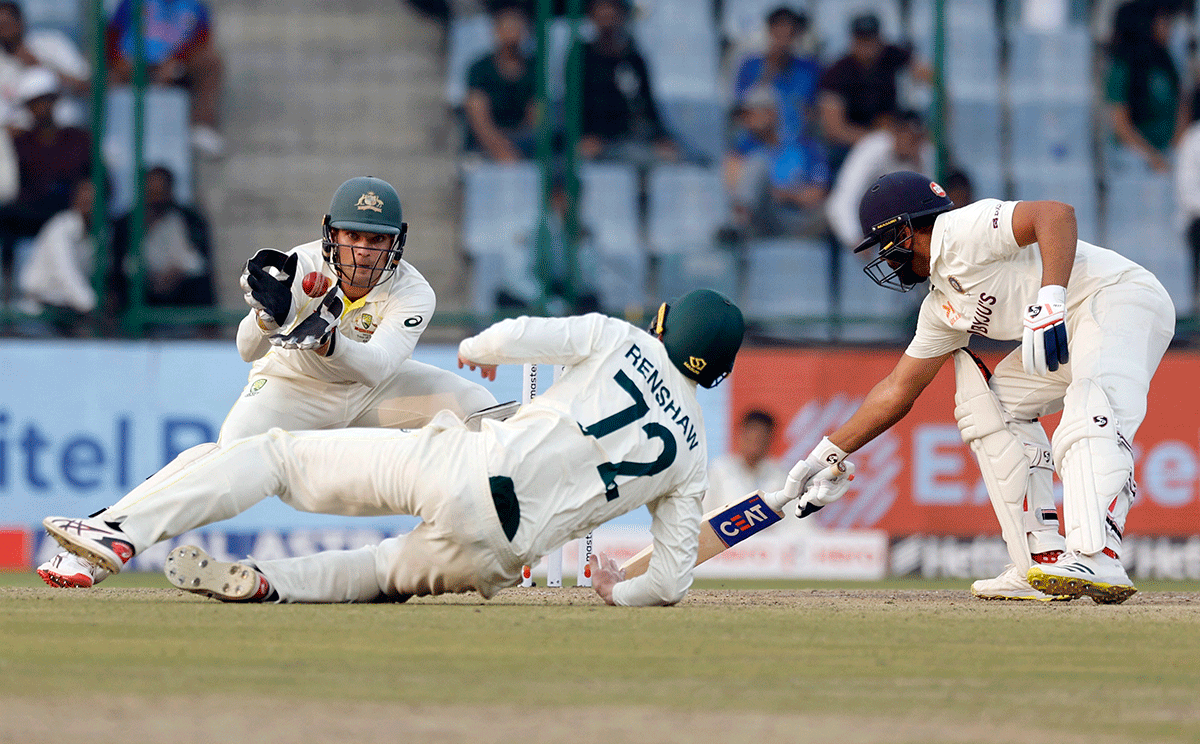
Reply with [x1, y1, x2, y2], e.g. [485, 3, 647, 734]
[732, 6, 820, 149]
[107, 0, 225, 158]
[727, 85, 828, 239]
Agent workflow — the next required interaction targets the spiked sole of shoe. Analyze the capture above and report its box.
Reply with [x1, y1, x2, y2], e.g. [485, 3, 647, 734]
[164, 547, 260, 602]
[37, 569, 92, 589]
[970, 588, 1075, 602]
[1028, 568, 1136, 605]
[42, 523, 123, 575]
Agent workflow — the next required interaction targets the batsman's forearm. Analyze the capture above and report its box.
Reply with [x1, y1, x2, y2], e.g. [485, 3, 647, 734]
[829, 377, 916, 452]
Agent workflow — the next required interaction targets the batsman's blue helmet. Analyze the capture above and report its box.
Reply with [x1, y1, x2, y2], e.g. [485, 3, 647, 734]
[853, 171, 954, 292]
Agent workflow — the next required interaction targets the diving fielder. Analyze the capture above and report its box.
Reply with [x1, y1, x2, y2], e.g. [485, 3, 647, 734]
[43, 290, 767, 606]
[39, 176, 498, 589]
[777, 171, 1173, 604]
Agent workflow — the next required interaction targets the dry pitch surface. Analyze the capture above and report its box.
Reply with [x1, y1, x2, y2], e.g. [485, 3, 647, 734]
[4, 576, 1199, 744]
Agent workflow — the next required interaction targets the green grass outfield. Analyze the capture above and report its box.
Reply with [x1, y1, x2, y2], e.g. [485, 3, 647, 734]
[4, 572, 1199, 744]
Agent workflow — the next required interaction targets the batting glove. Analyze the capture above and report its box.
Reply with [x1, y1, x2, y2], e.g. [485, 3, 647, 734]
[762, 436, 849, 512]
[1022, 284, 1069, 376]
[241, 249, 298, 333]
[270, 289, 345, 353]
[795, 460, 855, 518]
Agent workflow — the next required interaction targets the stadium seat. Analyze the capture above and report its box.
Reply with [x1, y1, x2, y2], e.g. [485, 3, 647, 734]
[580, 163, 640, 251]
[635, 15, 720, 100]
[647, 164, 728, 256]
[22, 0, 82, 41]
[740, 237, 832, 339]
[834, 244, 922, 343]
[1100, 170, 1193, 314]
[657, 98, 725, 166]
[460, 162, 541, 258]
[579, 163, 647, 314]
[655, 250, 739, 305]
[1009, 101, 1092, 172]
[1011, 164, 1099, 243]
[103, 86, 193, 215]
[948, 97, 1003, 172]
[1008, 27, 1092, 103]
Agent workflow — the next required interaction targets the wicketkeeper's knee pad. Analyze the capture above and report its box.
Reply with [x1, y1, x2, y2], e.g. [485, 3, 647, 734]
[954, 350, 1063, 570]
[1052, 378, 1135, 556]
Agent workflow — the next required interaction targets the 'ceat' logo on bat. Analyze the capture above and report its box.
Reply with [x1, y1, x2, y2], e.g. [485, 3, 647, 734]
[709, 495, 782, 548]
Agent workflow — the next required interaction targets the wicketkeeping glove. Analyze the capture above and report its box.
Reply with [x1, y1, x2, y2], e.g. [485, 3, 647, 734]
[270, 288, 345, 353]
[795, 460, 855, 518]
[241, 249, 299, 333]
[1022, 284, 1069, 376]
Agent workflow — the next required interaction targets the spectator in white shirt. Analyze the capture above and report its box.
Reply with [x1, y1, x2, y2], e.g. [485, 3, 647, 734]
[17, 177, 96, 319]
[0, 1, 89, 127]
[825, 109, 932, 251]
[1175, 85, 1200, 310]
[703, 409, 789, 512]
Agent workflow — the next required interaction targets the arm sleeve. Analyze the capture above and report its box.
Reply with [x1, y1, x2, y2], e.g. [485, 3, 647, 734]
[236, 311, 271, 362]
[611, 489, 702, 606]
[904, 292, 969, 358]
[319, 283, 436, 388]
[458, 313, 621, 367]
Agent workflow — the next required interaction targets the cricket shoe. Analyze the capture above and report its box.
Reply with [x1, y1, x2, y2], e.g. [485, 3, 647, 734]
[43, 516, 135, 575]
[37, 551, 111, 588]
[971, 564, 1075, 602]
[1027, 549, 1136, 604]
[164, 546, 274, 602]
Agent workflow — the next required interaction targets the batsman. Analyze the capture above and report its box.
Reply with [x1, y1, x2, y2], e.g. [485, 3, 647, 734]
[39, 176, 500, 589]
[778, 171, 1174, 604]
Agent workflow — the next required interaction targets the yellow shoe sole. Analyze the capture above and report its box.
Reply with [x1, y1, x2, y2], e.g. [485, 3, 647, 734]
[1028, 567, 1137, 605]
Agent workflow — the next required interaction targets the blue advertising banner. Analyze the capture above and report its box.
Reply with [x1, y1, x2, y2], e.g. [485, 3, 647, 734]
[1, 339, 729, 533]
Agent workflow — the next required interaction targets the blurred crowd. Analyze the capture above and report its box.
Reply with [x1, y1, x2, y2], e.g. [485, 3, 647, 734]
[0, 0, 224, 337]
[440, 0, 1200, 319]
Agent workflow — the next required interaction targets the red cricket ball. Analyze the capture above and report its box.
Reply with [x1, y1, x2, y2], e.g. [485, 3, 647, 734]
[302, 272, 331, 297]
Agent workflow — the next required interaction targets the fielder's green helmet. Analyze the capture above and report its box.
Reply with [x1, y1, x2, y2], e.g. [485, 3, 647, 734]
[652, 288, 745, 388]
[322, 176, 408, 288]
[326, 176, 404, 234]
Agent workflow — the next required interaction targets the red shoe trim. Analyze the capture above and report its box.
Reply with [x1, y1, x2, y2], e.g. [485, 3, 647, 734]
[1102, 547, 1119, 560]
[1032, 550, 1063, 565]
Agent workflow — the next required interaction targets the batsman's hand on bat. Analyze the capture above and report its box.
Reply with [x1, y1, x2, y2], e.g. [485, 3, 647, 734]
[762, 436, 849, 512]
[241, 249, 299, 333]
[589, 552, 625, 606]
[1022, 284, 1068, 376]
[269, 288, 344, 354]
[457, 354, 497, 381]
[795, 460, 855, 518]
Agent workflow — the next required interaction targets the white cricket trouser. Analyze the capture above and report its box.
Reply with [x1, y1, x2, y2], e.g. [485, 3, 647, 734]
[218, 360, 497, 443]
[106, 416, 523, 602]
[989, 276, 1173, 439]
[988, 276, 1172, 553]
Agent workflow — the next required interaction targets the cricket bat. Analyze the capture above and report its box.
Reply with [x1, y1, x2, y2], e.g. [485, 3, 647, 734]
[619, 462, 853, 579]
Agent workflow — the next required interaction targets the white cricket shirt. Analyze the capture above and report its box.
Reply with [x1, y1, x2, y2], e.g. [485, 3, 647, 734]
[906, 199, 1149, 358]
[459, 314, 709, 606]
[236, 239, 435, 387]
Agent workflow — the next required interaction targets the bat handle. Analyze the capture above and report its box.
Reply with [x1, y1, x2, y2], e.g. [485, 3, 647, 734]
[825, 460, 855, 479]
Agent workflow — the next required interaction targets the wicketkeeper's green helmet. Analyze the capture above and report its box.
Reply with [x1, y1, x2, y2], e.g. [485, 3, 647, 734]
[321, 176, 408, 288]
[651, 288, 745, 388]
